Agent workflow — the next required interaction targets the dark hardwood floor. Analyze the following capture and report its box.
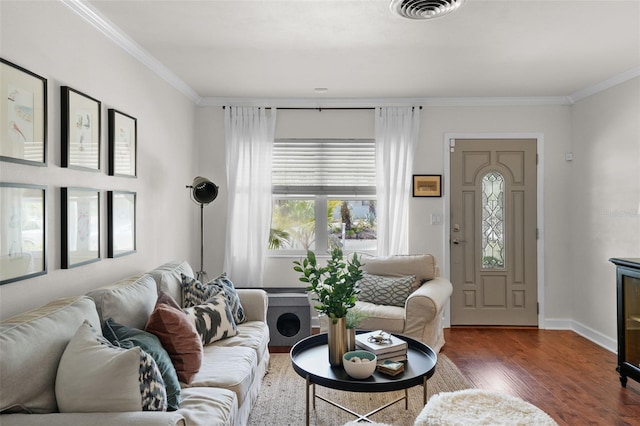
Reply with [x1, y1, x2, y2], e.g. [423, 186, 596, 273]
[442, 328, 640, 426]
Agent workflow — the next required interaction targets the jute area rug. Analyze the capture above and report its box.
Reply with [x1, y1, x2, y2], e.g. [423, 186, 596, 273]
[247, 353, 472, 426]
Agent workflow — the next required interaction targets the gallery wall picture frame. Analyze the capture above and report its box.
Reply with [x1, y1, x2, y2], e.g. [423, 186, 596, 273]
[413, 174, 442, 197]
[61, 187, 101, 269]
[108, 109, 137, 177]
[0, 58, 48, 166]
[0, 183, 47, 285]
[61, 86, 101, 171]
[107, 190, 136, 258]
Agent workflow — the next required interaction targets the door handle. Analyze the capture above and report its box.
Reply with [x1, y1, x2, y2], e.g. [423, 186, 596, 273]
[452, 239, 466, 245]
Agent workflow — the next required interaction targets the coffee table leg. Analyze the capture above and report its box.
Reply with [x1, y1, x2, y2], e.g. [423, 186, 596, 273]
[306, 375, 310, 426]
[423, 376, 428, 405]
[405, 388, 409, 409]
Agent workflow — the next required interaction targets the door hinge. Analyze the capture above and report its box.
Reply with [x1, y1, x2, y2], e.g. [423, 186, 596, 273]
[536, 228, 539, 240]
[537, 302, 539, 314]
[449, 139, 455, 152]
[536, 153, 539, 165]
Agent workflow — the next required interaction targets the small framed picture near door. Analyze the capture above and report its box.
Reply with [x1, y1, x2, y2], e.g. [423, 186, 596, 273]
[413, 174, 442, 197]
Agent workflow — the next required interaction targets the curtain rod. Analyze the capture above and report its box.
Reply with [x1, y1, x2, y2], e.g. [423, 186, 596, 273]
[221, 106, 422, 110]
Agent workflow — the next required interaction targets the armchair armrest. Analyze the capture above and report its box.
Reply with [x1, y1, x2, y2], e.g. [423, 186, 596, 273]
[236, 289, 268, 322]
[406, 277, 452, 314]
[403, 277, 453, 352]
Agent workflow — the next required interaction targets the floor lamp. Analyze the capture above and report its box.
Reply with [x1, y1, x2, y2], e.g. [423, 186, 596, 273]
[187, 176, 218, 282]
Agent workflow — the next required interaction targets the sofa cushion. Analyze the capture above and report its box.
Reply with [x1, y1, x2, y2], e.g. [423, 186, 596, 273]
[0, 296, 100, 414]
[55, 320, 167, 412]
[182, 273, 247, 324]
[186, 346, 257, 408]
[214, 321, 269, 355]
[148, 260, 195, 304]
[357, 273, 416, 307]
[102, 318, 181, 411]
[145, 292, 203, 384]
[178, 387, 238, 426]
[361, 254, 436, 288]
[86, 274, 158, 329]
[183, 294, 238, 345]
[353, 301, 405, 333]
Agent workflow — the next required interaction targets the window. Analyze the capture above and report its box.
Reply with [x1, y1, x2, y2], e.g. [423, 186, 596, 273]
[481, 171, 505, 269]
[270, 139, 376, 254]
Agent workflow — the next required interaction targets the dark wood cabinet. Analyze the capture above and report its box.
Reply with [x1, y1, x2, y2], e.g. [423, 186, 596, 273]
[610, 258, 640, 387]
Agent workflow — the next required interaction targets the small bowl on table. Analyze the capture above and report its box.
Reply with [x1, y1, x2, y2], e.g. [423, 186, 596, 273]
[343, 350, 377, 379]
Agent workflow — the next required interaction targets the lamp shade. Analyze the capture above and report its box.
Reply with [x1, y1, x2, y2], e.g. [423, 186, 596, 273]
[191, 176, 218, 205]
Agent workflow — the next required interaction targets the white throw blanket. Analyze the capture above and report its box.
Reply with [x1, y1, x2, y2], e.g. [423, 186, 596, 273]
[414, 389, 558, 426]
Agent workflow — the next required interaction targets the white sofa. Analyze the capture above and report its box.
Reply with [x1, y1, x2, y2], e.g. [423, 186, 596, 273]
[0, 260, 270, 426]
[330, 254, 452, 353]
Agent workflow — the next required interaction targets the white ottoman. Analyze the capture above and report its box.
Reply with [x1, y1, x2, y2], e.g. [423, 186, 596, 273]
[415, 389, 558, 426]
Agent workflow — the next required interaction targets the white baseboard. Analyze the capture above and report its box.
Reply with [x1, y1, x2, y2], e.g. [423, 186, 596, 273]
[444, 319, 618, 354]
[544, 319, 617, 353]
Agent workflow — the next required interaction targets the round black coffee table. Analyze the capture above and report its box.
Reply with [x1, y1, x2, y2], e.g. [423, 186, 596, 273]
[290, 332, 437, 425]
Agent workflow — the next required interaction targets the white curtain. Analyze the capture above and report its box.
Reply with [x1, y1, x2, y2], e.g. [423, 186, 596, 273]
[374, 106, 420, 256]
[224, 107, 276, 286]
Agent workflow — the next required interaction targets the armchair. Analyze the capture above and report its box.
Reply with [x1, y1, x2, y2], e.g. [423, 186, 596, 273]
[352, 254, 452, 352]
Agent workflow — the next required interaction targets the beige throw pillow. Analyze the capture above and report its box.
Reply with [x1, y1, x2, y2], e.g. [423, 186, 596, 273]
[361, 254, 436, 288]
[55, 320, 167, 412]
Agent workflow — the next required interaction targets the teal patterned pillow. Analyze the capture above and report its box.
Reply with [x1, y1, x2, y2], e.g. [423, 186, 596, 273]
[210, 273, 247, 324]
[357, 274, 416, 307]
[102, 318, 181, 411]
[183, 294, 238, 345]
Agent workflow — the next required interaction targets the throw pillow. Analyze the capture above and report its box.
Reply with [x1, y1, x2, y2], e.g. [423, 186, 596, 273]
[55, 320, 167, 413]
[157, 290, 182, 310]
[145, 291, 203, 384]
[103, 318, 181, 411]
[181, 273, 222, 308]
[183, 294, 238, 345]
[210, 273, 247, 325]
[181, 273, 246, 324]
[357, 274, 416, 307]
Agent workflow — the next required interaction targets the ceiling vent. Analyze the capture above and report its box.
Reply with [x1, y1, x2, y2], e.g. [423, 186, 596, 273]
[390, 0, 466, 20]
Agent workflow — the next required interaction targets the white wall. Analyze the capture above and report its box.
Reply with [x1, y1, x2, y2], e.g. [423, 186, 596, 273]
[0, 1, 198, 319]
[195, 107, 227, 277]
[196, 104, 575, 329]
[569, 77, 640, 346]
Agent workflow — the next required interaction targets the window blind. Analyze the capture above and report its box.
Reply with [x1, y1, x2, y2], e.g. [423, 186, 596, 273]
[272, 139, 376, 195]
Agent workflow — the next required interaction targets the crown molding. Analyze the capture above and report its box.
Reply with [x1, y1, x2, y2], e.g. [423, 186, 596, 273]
[197, 96, 572, 108]
[568, 66, 640, 103]
[63, 0, 636, 108]
[61, 0, 200, 103]
[196, 97, 425, 108]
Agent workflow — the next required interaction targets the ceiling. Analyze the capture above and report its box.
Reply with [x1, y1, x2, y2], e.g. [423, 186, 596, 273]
[83, 0, 640, 103]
